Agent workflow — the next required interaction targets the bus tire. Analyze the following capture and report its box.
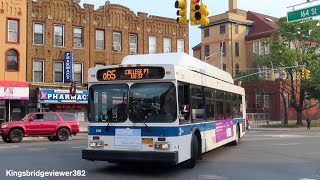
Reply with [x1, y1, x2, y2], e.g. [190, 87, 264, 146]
[181, 135, 198, 168]
[230, 125, 240, 146]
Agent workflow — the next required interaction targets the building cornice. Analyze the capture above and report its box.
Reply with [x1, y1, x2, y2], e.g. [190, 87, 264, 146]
[199, 18, 254, 29]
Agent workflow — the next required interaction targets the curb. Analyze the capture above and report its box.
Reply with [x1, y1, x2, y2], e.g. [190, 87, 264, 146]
[251, 128, 291, 131]
[251, 127, 320, 131]
[0, 134, 88, 143]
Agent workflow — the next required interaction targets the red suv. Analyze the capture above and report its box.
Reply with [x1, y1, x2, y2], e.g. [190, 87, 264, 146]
[0, 112, 80, 143]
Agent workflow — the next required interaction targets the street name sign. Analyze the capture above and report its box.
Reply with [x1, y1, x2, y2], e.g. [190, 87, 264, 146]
[287, 4, 320, 22]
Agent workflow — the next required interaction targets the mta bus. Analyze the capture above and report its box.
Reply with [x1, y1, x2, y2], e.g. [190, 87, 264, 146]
[82, 52, 247, 168]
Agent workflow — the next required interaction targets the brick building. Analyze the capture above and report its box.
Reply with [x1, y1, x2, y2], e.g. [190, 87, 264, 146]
[192, 0, 320, 122]
[0, 0, 28, 122]
[192, 0, 253, 77]
[26, 0, 189, 123]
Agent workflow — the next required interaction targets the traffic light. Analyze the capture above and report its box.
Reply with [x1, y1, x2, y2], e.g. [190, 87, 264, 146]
[70, 82, 76, 96]
[300, 67, 305, 80]
[175, 0, 187, 24]
[269, 70, 275, 81]
[190, 0, 210, 26]
[304, 69, 310, 80]
[197, 3, 210, 25]
[190, 0, 201, 25]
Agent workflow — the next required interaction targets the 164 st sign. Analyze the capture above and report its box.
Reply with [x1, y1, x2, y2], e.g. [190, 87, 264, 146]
[287, 4, 320, 22]
[64, 51, 73, 81]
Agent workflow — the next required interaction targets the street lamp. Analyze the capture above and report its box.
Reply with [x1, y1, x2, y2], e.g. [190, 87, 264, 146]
[204, 49, 224, 69]
[204, 52, 218, 63]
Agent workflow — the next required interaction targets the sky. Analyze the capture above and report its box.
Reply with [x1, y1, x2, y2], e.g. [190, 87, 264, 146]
[79, 0, 316, 54]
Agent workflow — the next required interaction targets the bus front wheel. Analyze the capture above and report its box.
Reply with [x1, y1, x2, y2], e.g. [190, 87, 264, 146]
[181, 135, 198, 168]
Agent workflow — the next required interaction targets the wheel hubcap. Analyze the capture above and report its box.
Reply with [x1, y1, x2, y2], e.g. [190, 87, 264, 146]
[60, 131, 67, 139]
[13, 133, 21, 141]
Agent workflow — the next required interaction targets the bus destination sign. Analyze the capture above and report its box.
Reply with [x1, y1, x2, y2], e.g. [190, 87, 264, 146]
[96, 67, 165, 81]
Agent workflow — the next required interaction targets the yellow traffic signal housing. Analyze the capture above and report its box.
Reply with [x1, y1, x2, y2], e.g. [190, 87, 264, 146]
[197, 4, 210, 25]
[190, 1, 210, 26]
[175, 0, 188, 24]
[190, 0, 201, 25]
[269, 70, 275, 81]
[304, 69, 310, 80]
[301, 68, 305, 80]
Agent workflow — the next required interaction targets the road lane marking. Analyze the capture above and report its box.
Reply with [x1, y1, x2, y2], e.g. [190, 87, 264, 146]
[28, 148, 48, 151]
[271, 143, 300, 146]
[71, 146, 85, 149]
[198, 174, 227, 180]
[304, 152, 320, 155]
[0, 146, 19, 149]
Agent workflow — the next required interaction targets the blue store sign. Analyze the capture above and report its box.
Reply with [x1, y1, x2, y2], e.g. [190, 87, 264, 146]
[38, 89, 88, 104]
[64, 51, 73, 82]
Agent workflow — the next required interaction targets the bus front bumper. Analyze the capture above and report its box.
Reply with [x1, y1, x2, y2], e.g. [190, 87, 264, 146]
[82, 149, 178, 165]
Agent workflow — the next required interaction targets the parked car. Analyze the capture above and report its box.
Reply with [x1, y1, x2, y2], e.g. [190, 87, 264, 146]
[0, 112, 80, 143]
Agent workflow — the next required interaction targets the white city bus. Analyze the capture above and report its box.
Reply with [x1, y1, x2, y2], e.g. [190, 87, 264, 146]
[82, 52, 247, 168]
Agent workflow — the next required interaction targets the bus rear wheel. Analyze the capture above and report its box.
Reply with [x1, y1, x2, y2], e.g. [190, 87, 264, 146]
[230, 125, 240, 146]
[181, 135, 198, 168]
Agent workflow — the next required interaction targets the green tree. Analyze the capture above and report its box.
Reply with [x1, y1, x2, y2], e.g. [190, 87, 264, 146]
[265, 17, 320, 125]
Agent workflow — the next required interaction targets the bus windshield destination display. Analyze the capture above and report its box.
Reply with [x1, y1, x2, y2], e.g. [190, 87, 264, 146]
[96, 67, 165, 81]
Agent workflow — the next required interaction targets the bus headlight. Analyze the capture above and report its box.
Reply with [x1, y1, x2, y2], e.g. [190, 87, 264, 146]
[89, 141, 104, 148]
[154, 142, 170, 150]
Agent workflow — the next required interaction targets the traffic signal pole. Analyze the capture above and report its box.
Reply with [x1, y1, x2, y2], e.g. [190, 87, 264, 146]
[234, 65, 307, 81]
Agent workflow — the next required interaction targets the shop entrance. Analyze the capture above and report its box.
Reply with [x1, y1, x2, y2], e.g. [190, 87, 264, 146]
[0, 107, 5, 124]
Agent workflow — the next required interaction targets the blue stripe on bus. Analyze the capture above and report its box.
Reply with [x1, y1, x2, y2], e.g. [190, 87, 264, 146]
[233, 118, 243, 125]
[88, 118, 243, 137]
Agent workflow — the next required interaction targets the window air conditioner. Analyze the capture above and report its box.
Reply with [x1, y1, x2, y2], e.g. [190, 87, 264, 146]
[130, 48, 136, 54]
[113, 45, 121, 51]
[74, 43, 82, 48]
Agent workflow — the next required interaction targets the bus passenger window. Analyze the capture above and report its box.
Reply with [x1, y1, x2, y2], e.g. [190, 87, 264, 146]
[191, 86, 204, 121]
[216, 90, 224, 120]
[205, 89, 215, 120]
[232, 95, 243, 118]
[178, 84, 190, 122]
[216, 101, 224, 120]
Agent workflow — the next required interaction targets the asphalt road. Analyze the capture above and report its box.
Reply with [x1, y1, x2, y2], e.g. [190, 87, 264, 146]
[0, 130, 320, 180]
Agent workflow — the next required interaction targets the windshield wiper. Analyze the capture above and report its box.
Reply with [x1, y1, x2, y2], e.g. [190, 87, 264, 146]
[130, 110, 150, 131]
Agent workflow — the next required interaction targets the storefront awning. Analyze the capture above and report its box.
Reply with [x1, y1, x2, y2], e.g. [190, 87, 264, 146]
[0, 81, 29, 87]
[0, 81, 29, 100]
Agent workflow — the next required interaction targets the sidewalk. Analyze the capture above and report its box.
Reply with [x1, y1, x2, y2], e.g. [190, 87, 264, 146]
[0, 133, 87, 143]
[252, 127, 320, 131]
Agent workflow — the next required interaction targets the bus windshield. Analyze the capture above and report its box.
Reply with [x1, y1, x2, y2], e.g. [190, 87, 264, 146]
[88, 82, 177, 123]
[88, 84, 129, 123]
[129, 82, 177, 123]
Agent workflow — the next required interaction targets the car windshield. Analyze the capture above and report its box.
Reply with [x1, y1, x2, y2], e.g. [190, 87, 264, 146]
[21, 114, 32, 121]
[88, 84, 129, 123]
[129, 82, 177, 123]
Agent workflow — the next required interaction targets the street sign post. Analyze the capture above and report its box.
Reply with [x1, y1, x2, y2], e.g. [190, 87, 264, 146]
[287, 4, 320, 22]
